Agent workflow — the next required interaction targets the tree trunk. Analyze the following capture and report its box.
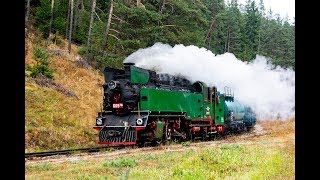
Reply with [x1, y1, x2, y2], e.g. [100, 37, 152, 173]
[136, 0, 141, 6]
[47, 0, 55, 46]
[68, 0, 74, 53]
[102, 0, 114, 50]
[25, 0, 31, 26]
[205, 2, 220, 49]
[86, 0, 97, 53]
[81, 0, 84, 10]
[228, 37, 230, 52]
[258, 30, 261, 53]
[77, 0, 84, 33]
[204, 18, 215, 49]
[73, 0, 79, 35]
[159, 0, 166, 14]
[224, 29, 229, 53]
[65, 0, 71, 38]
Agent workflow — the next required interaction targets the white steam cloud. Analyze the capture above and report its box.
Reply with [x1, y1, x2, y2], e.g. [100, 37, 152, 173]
[124, 43, 295, 120]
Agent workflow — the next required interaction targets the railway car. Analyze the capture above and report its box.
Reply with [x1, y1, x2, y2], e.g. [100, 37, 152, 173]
[93, 63, 256, 146]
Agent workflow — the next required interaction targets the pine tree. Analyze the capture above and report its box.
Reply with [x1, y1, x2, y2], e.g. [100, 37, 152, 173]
[240, 0, 260, 61]
[225, 0, 243, 56]
[65, 0, 71, 38]
[47, 0, 55, 46]
[87, 0, 97, 53]
[204, 0, 225, 49]
[68, 0, 74, 53]
[30, 0, 294, 70]
[102, 0, 114, 50]
[25, 0, 31, 26]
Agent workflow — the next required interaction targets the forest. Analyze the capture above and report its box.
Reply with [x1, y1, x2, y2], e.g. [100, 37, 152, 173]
[25, 0, 295, 71]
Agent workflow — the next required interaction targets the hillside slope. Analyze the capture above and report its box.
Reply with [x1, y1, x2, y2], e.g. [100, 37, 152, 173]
[25, 29, 104, 152]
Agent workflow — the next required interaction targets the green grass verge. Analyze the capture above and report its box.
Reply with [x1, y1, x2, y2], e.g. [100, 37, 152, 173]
[25, 137, 294, 180]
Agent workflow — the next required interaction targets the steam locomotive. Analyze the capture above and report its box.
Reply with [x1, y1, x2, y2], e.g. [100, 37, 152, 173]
[93, 63, 256, 146]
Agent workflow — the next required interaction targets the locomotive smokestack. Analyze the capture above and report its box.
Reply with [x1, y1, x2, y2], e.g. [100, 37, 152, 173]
[123, 63, 134, 70]
[124, 62, 135, 66]
[124, 63, 135, 77]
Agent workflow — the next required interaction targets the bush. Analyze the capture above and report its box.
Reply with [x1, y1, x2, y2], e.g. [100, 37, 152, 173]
[77, 46, 87, 56]
[26, 47, 55, 79]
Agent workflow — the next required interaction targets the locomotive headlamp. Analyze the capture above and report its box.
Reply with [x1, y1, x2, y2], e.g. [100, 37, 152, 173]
[136, 118, 143, 126]
[108, 81, 119, 89]
[96, 118, 103, 126]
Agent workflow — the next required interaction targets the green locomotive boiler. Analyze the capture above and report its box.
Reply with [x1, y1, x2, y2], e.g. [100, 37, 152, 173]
[93, 63, 256, 145]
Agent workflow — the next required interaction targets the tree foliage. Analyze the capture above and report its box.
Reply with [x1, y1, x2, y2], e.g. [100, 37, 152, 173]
[29, 0, 295, 70]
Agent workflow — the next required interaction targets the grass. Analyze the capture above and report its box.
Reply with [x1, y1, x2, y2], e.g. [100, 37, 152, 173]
[25, 142, 294, 179]
[26, 121, 295, 179]
[181, 141, 191, 146]
[26, 163, 53, 171]
[103, 158, 137, 168]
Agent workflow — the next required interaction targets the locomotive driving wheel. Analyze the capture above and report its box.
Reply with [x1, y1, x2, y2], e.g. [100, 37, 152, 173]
[166, 129, 172, 140]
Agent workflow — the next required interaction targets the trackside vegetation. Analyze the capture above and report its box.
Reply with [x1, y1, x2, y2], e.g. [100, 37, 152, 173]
[26, 133, 294, 179]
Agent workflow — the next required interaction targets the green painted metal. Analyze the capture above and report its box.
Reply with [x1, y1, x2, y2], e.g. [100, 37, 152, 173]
[130, 66, 150, 84]
[137, 81, 232, 126]
[140, 88, 204, 119]
[155, 121, 164, 139]
[215, 95, 225, 124]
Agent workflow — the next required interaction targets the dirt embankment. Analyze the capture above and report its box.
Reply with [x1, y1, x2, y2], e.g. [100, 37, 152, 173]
[25, 29, 104, 152]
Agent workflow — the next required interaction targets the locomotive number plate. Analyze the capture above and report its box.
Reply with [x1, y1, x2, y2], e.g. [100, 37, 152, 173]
[113, 103, 123, 108]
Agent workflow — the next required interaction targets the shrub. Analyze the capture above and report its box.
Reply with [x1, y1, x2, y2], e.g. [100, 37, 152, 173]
[77, 46, 87, 56]
[26, 47, 55, 79]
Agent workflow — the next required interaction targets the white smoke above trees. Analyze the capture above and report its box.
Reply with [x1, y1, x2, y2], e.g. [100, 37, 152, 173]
[124, 43, 295, 120]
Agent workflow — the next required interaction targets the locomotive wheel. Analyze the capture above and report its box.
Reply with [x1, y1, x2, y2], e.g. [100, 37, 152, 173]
[201, 132, 206, 140]
[190, 132, 195, 142]
[165, 127, 172, 141]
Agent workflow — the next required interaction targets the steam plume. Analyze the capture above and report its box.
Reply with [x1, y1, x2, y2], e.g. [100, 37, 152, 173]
[124, 43, 295, 120]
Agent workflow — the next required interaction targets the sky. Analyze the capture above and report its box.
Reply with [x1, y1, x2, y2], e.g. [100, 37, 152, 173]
[237, 0, 295, 22]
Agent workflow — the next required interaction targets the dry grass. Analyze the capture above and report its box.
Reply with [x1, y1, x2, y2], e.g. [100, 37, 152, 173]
[28, 75, 78, 98]
[25, 32, 104, 152]
[258, 118, 295, 137]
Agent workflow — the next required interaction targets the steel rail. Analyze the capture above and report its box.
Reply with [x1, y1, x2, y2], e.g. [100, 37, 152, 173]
[25, 145, 128, 158]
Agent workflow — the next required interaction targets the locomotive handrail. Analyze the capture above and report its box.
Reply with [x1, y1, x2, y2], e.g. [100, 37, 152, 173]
[148, 114, 186, 117]
[130, 110, 150, 113]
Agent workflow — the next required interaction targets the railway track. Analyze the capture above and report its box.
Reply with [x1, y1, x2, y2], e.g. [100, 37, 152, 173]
[25, 140, 220, 159]
[25, 139, 208, 159]
[25, 146, 129, 159]
[25, 130, 259, 159]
